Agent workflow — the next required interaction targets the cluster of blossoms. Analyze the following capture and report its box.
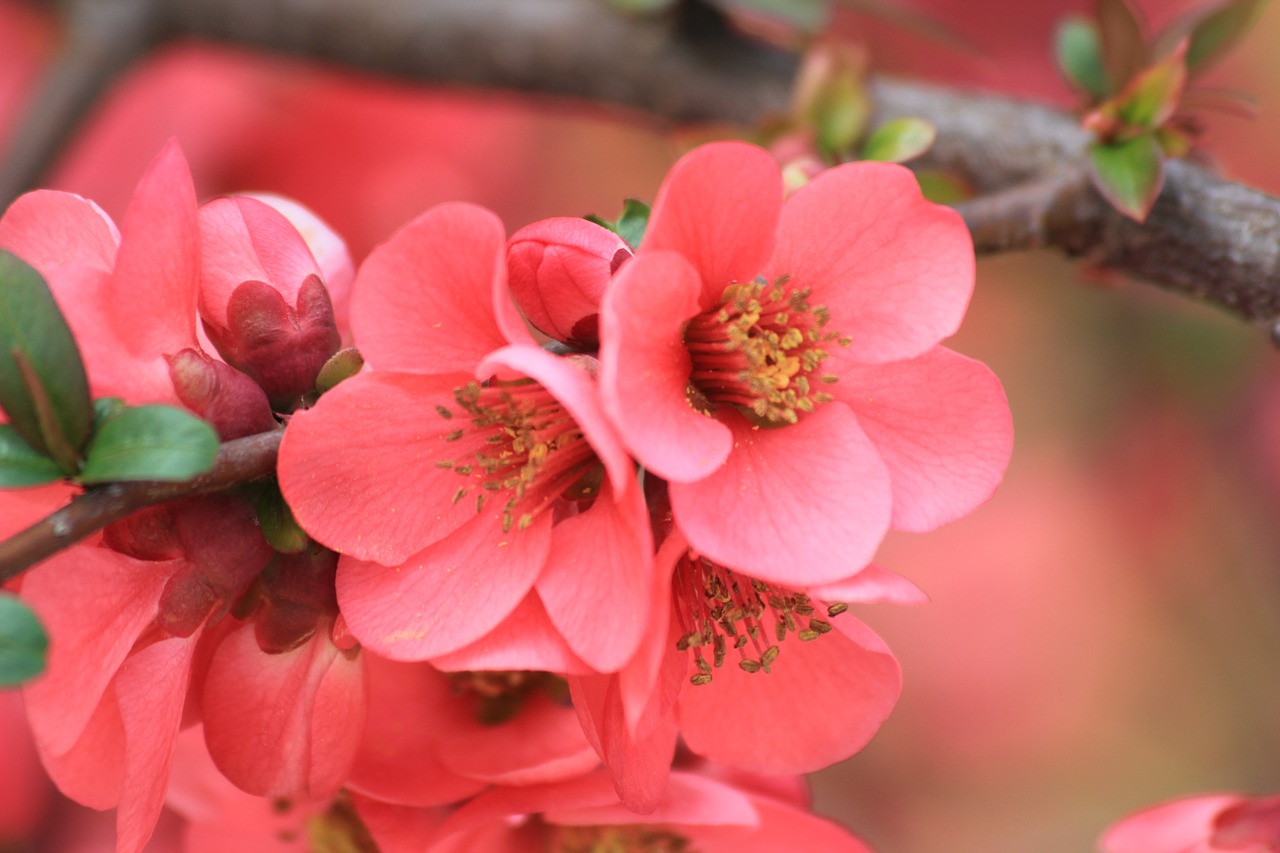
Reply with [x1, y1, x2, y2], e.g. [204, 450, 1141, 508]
[0, 138, 1011, 851]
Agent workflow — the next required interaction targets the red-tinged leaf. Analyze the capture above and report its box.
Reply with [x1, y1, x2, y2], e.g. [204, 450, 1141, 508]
[861, 117, 936, 163]
[0, 251, 92, 468]
[1088, 134, 1166, 221]
[1115, 41, 1189, 130]
[833, 0, 978, 54]
[1056, 18, 1113, 99]
[1097, 0, 1150, 88]
[1158, 0, 1266, 75]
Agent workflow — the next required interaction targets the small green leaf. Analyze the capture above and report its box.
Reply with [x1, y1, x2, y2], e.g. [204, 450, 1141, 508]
[1088, 134, 1165, 221]
[79, 404, 219, 484]
[914, 170, 972, 204]
[1172, 0, 1266, 74]
[92, 397, 127, 430]
[1115, 43, 1188, 130]
[603, 0, 678, 12]
[315, 348, 365, 395]
[0, 251, 92, 467]
[0, 425, 64, 487]
[1097, 0, 1150, 88]
[249, 485, 310, 554]
[615, 199, 651, 250]
[861, 117, 936, 163]
[720, 0, 828, 30]
[0, 594, 48, 687]
[1055, 18, 1113, 99]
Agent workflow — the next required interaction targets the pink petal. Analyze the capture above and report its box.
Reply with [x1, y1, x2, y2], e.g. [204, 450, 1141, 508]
[600, 251, 731, 483]
[22, 549, 175, 754]
[35, 683, 125, 810]
[197, 196, 322, 330]
[278, 371, 482, 565]
[833, 346, 1012, 531]
[113, 635, 199, 853]
[336, 510, 552, 660]
[478, 344, 634, 498]
[202, 623, 366, 798]
[687, 793, 874, 853]
[433, 689, 598, 787]
[1101, 795, 1242, 853]
[108, 139, 200, 359]
[507, 216, 629, 344]
[0, 189, 118, 273]
[547, 770, 758, 828]
[809, 563, 929, 606]
[765, 161, 974, 363]
[678, 616, 900, 773]
[348, 656, 487, 807]
[350, 202, 511, 373]
[429, 592, 592, 675]
[354, 796, 448, 853]
[535, 478, 653, 672]
[670, 405, 892, 586]
[643, 142, 781, 305]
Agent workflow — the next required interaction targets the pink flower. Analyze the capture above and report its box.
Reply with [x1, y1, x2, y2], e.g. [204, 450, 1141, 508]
[386, 767, 874, 852]
[1101, 793, 1280, 853]
[571, 524, 916, 809]
[278, 202, 654, 672]
[598, 141, 1012, 585]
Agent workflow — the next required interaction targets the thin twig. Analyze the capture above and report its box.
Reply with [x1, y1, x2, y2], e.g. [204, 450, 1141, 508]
[0, 429, 282, 580]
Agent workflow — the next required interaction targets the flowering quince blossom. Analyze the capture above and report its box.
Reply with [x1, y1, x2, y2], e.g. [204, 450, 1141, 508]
[1101, 793, 1280, 853]
[278, 201, 655, 673]
[356, 766, 873, 853]
[0, 142, 369, 853]
[592, 140, 1012, 586]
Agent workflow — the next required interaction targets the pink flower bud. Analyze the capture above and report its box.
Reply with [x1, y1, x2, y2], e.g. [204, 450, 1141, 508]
[507, 217, 632, 348]
[167, 348, 277, 440]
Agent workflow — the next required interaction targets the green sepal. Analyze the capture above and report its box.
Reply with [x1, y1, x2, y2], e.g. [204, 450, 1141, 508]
[0, 594, 48, 687]
[585, 199, 651, 251]
[248, 484, 311, 554]
[1055, 18, 1113, 99]
[315, 348, 365, 396]
[861, 117, 936, 163]
[0, 425, 64, 487]
[0, 250, 92, 470]
[1088, 133, 1165, 221]
[78, 404, 219, 484]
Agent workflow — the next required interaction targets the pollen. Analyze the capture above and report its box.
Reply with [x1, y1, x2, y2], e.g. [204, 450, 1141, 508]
[682, 276, 848, 425]
[436, 378, 602, 532]
[672, 550, 848, 686]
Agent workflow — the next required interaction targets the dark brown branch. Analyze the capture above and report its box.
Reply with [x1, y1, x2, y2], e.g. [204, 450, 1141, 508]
[5, 0, 1280, 329]
[0, 429, 282, 580]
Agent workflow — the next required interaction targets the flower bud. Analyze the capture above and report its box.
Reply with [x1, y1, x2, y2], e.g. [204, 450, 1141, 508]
[167, 348, 277, 440]
[507, 217, 632, 349]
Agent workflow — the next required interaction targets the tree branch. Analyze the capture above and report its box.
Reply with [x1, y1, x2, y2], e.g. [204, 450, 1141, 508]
[0, 429, 281, 580]
[4, 0, 1280, 329]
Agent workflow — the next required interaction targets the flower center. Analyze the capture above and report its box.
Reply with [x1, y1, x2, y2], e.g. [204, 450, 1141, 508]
[682, 277, 848, 425]
[448, 670, 570, 726]
[304, 793, 379, 853]
[672, 550, 847, 686]
[437, 378, 600, 532]
[551, 825, 697, 852]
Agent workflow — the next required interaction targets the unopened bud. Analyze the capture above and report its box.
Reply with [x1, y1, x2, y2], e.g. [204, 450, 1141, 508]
[167, 348, 276, 440]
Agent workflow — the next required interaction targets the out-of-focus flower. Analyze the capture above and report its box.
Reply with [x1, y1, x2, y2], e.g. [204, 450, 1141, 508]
[1101, 792, 1280, 853]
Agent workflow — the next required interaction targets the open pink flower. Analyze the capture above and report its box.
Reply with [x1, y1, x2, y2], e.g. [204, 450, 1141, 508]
[599, 141, 1012, 585]
[1102, 793, 1280, 853]
[279, 202, 654, 672]
[571, 524, 915, 809]
[389, 767, 873, 852]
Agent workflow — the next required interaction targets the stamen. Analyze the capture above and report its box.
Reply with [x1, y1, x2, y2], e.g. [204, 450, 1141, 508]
[551, 825, 697, 852]
[447, 670, 570, 726]
[672, 550, 848, 686]
[435, 378, 603, 531]
[682, 277, 849, 425]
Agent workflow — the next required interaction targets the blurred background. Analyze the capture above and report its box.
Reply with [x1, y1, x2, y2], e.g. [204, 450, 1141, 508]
[2, 1, 1279, 851]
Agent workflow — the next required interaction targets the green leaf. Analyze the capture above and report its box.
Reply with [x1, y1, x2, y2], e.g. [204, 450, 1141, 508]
[1164, 0, 1266, 75]
[615, 199, 651, 250]
[0, 251, 92, 470]
[861, 117, 936, 163]
[1088, 134, 1165, 221]
[719, 0, 828, 30]
[1055, 18, 1113, 99]
[0, 594, 48, 687]
[79, 404, 219, 484]
[0, 425, 64, 487]
[1115, 43, 1188, 130]
[1097, 0, 1150, 88]
[603, 0, 678, 12]
[914, 170, 972, 204]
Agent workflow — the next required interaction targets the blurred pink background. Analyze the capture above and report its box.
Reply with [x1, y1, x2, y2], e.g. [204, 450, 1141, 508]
[2, 1, 1280, 851]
